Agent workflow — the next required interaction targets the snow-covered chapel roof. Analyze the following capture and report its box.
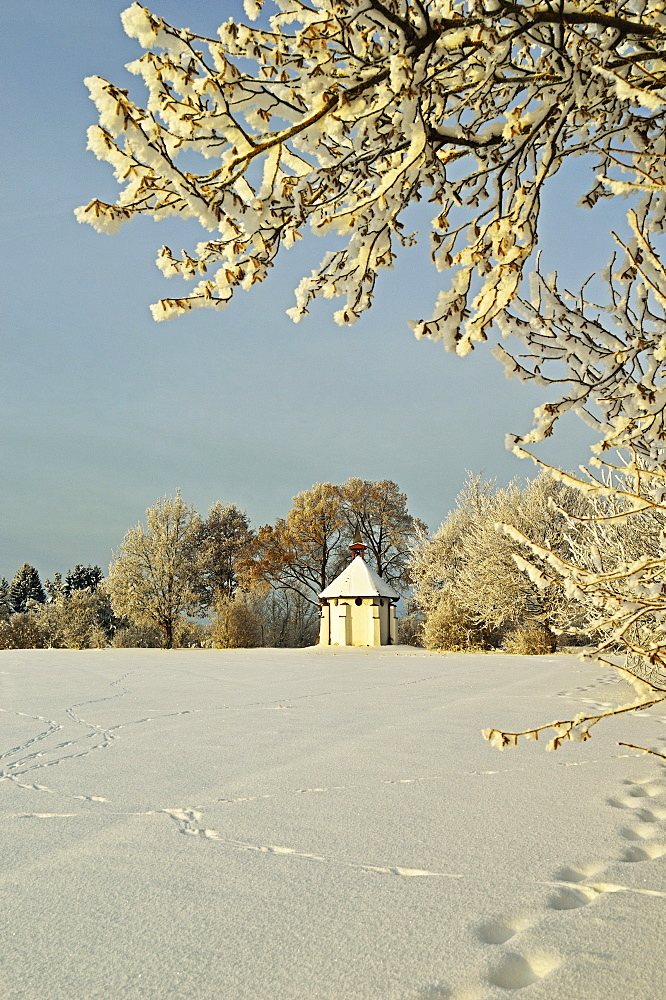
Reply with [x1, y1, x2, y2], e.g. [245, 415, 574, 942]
[319, 557, 399, 600]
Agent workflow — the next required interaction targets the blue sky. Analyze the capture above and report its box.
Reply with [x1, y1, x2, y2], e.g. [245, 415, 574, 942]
[1, 1, 620, 582]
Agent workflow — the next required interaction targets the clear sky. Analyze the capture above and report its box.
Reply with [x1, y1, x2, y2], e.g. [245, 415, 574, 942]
[0, 1, 621, 583]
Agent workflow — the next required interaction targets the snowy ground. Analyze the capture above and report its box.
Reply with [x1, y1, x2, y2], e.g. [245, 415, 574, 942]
[0, 647, 664, 1000]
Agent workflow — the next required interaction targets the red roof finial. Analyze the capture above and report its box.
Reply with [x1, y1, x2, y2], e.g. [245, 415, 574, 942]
[349, 525, 367, 559]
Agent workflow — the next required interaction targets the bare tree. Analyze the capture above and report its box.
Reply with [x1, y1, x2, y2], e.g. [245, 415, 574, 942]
[340, 477, 426, 592]
[241, 482, 347, 605]
[209, 591, 263, 648]
[196, 502, 255, 608]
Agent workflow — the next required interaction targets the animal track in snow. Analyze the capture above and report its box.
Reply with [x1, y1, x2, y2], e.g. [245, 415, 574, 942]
[608, 794, 656, 810]
[161, 807, 461, 879]
[487, 953, 560, 990]
[110, 669, 135, 687]
[634, 804, 666, 822]
[550, 864, 625, 907]
[547, 883, 600, 910]
[554, 862, 605, 883]
[214, 759, 643, 815]
[217, 784, 346, 805]
[545, 766, 666, 906]
[621, 842, 666, 862]
[0, 668, 178, 804]
[10, 812, 79, 819]
[620, 822, 660, 841]
[622, 781, 662, 798]
[476, 916, 532, 945]
[0, 709, 62, 762]
[297, 785, 346, 793]
[608, 775, 665, 813]
[608, 799, 666, 822]
[546, 862, 611, 908]
[4, 779, 56, 794]
[0, 671, 138, 792]
[451, 766, 666, 998]
[545, 878, 666, 902]
[217, 793, 274, 804]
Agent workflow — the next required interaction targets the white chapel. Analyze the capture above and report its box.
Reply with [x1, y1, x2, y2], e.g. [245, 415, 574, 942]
[318, 529, 399, 646]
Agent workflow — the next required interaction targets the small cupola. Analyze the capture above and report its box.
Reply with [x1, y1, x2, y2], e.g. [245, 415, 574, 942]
[349, 525, 367, 560]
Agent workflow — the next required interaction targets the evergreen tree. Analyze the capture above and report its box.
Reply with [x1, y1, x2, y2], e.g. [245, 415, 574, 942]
[64, 565, 103, 596]
[0, 577, 11, 621]
[9, 564, 46, 613]
[44, 572, 65, 603]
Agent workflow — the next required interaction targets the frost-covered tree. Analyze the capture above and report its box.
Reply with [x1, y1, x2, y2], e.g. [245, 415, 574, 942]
[45, 572, 65, 603]
[410, 472, 584, 649]
[106, 493, 204, 648]
[0, 613, 47, 651]
[209, 591, 263, 648]
[35, 590, 111, 650]
[112, 622, 163, 648]
[196, 501, 255, 607]
[38, 568, 116, 647]
[484, 238, 666, 752]
[77, 1, 665, 349]
[9, 564, 46, 613]
[208, 587, 318, 647]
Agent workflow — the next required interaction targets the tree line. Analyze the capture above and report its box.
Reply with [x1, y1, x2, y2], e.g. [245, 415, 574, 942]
[0, 478, 424, 650]
[5, 468, 655, 657]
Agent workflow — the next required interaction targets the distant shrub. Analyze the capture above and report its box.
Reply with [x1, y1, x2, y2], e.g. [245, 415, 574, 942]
[179, 621, 209, 647]
[35, 591, 110, 649]
[555, 630, 595, 648]
[209, 593, 262, 648]
[112, 618, 207, 648]
[503, 622, 556, 655]
[397, 611, 423, 646]
[422, 596, 487, 652]
[255, 589, 319, 648]
[112, 623, 163, 648]
[0, 613, 48, 650]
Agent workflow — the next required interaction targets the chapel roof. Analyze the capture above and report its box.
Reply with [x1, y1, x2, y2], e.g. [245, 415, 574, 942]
[319, 556, 399, 600]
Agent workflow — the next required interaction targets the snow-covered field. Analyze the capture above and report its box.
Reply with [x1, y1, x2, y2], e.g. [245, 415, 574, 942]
[0, 647, 664, 1000]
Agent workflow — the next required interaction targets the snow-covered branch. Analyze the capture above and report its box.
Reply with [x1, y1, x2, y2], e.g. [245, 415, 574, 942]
[77, 1, 666, 351]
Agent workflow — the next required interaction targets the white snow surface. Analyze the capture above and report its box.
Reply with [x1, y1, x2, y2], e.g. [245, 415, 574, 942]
[1, 647, 665, 1000]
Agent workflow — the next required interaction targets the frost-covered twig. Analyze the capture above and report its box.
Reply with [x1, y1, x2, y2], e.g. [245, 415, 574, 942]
[483, 689, 665, 752]
[617, 742, 666, 761]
